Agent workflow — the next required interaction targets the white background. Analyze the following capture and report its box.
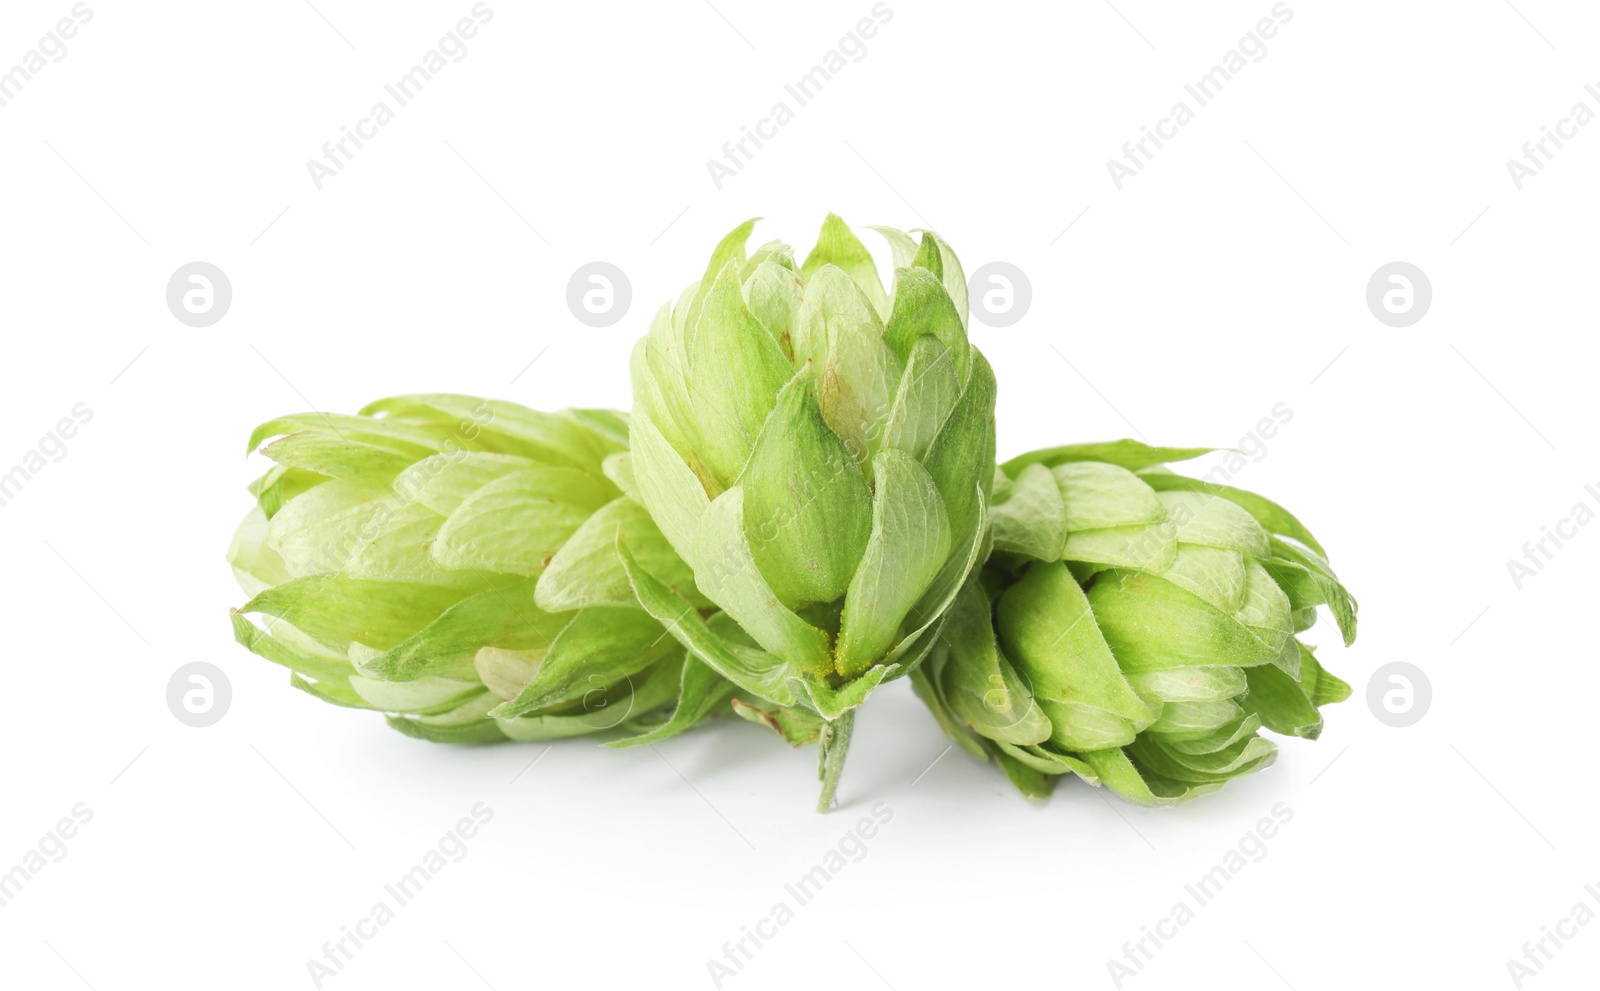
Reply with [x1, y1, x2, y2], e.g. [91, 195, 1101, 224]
[2, 1, 1596, 989]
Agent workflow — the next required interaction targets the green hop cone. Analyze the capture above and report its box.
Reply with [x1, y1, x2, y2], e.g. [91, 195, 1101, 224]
[228, 394, 712, 743]
[916, 440, 1356, 806]
[624, 215, 996, 809]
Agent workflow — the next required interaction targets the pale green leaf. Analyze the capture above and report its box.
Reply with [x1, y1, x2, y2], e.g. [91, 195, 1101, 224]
[739, 371, 872, 605]
[989, 462, 1066, 560]
[800, 213, 888, 318]
[489, 607, 673, 718]
[1085, 570, 1283, 672]
[260, 433, 418, 490]
[627, 407, 712, 566]
[359, 395, 623, 474]
[608, 656, 737, 748]
[684, 261, 794, 488]
[880, 336, 961, 462]
[882, 265, 970, 384]
[939, 580, 1052, 746]
[692, 487, 833, 678]
[996, 562, 1151, 750]
[432, 468, 612, 576]
[228, 507, 291, 597]
[361, 578, 567, 682]
[241, 577, 469, 654]
[801, 265, 897, 465]
[248, 413, 442, 458]
[535, 497, 703, 612]
[1002, 441, 1214, 476]
[618, 538, 801, 707]
[836, 450, 952, 678]
[391, 452, 539, 516]
[1052, 461, 1165, 531]
[920, 348, 996, 549]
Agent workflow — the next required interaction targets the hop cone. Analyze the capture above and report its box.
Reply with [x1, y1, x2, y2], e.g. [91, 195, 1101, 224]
[917, 441, 1356, 805]
[228, 395, 706, 742]
[624, 215, 996, 724]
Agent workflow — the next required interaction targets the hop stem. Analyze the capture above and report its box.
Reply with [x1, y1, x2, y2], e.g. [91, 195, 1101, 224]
[815, 709, 856, 814]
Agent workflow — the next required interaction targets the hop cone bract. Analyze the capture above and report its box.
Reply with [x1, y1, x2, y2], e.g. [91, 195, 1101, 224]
[917, 441, 1355, 805]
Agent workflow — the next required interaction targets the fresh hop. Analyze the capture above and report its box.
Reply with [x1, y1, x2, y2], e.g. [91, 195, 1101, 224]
[228, 395, 705, 742]
[225, 216, 1361, 815]
[623, 215, 996, 808]
[915, 441, 1356, 805]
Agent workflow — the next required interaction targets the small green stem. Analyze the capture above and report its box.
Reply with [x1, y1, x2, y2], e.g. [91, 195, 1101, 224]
[815, 709, 856, 814]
